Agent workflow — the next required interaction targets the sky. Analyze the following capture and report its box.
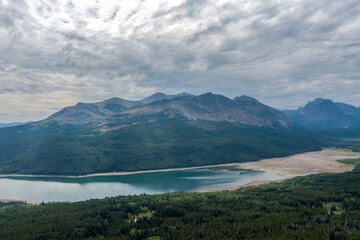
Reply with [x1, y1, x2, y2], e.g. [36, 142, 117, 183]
[1, 0, 360, 122]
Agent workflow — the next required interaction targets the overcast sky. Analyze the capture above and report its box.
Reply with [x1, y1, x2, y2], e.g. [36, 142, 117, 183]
[1, 0, 360, 122]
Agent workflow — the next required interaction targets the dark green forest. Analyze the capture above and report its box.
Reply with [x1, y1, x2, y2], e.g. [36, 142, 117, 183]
[1, 168, 360, 240]
[0, 113, 323, 175]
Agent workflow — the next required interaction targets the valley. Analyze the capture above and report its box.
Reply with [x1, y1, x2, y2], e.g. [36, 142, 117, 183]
[2, 1, 360, 238]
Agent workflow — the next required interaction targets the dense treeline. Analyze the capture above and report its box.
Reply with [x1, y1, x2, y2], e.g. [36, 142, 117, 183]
[0, 113, 323, 175]
[1, 168, 360, 239]
[309, 128, 360, 152]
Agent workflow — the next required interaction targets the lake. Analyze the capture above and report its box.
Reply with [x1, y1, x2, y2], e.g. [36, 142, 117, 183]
[0, 167, 283, 202]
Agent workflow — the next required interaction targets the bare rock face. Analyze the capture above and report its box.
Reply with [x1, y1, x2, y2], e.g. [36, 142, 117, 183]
[126, 93, 291, 127]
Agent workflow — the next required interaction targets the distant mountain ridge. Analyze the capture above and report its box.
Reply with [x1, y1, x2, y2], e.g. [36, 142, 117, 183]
[283, 98, 360, 128]
[46, 92, 290, 127]
[7, 94, 359, 129]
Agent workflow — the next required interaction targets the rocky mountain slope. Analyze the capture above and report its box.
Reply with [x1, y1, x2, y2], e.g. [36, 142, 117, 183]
[335, 102, 360, 121]
[125, 93, 290, 127]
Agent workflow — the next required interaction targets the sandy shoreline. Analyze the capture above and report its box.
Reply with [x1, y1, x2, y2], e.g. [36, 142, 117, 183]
[208, 148, 360, 192]
[207, 179, 286, 192]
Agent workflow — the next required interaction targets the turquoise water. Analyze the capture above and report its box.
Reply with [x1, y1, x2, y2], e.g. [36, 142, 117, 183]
[0, 168, 283, 202]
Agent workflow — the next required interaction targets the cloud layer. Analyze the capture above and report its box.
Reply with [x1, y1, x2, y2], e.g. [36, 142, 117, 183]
[1, 0, 360, 121]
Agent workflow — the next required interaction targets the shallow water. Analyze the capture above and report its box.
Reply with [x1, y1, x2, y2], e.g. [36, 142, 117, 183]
[0, 167, 283, 202]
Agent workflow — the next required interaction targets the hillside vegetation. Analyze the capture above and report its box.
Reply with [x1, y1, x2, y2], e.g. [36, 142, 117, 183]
[0, 112, 322, 175]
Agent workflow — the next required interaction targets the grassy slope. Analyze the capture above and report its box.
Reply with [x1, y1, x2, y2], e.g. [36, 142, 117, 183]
[0, 113, 323, 175]
[1, 169, 360, 239]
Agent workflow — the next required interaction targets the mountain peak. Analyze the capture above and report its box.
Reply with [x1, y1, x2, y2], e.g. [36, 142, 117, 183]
[283, 98, 360, 128]
[234, 95, 259, 102]
[313, 97, 326, 102]
[303, 98, 335, 112]
[176, 92, 192, 97]
[102, 97, 122, 103]
[140, 92, 193, 104]
[140, 92, 171, 104]
[150, 92, 168, 97]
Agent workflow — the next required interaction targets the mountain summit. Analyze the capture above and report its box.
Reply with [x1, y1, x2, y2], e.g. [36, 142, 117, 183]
[139, 92, 191, 104]
[283, 98, 360, 128]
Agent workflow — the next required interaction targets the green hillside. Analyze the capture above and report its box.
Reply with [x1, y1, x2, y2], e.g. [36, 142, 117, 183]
[1, 168, 360, 239]
[0, 112, 322, 175]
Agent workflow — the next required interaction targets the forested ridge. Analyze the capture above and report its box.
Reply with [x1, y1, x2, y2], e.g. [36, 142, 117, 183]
[0, 113, 322, 175]
[1, 167, 360, 239]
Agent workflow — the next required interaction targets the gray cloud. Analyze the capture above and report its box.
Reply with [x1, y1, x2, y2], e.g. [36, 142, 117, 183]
[0, 0, 360, 122]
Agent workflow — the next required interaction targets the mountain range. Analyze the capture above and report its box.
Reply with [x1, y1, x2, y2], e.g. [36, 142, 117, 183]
[0, 92, 321, 175]
[3, 93, 359, 130]
[44, 92, 289, 127]
[283, 98, 360, 128]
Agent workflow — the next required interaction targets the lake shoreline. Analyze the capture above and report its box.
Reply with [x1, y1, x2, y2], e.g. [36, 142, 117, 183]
[0, 162, 248, 179]
[1, 148, 359, 203]
[0, 148, 358, 180]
